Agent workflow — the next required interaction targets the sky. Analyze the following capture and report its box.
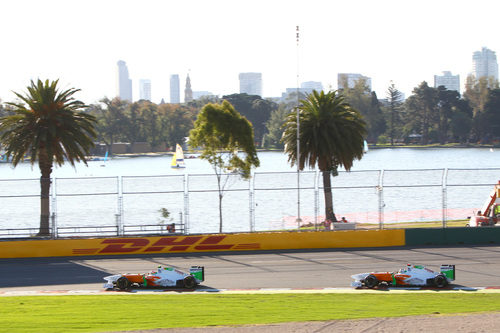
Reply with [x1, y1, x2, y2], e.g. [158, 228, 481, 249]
[1, 0, 500, 105]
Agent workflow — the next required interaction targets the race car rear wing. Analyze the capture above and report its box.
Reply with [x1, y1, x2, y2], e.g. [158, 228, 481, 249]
[440, 264, 455, 281]
[190, 266, 204, 282]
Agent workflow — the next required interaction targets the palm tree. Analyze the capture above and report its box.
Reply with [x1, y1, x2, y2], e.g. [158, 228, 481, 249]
[0, 79, 96, 236]
[282, 90, 366, 222]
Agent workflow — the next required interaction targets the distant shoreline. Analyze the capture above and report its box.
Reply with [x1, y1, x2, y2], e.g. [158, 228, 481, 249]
[93, 144, 498, 158]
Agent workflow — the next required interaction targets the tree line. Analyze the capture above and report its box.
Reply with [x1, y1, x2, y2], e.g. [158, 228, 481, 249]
[2, 76, 500, 156]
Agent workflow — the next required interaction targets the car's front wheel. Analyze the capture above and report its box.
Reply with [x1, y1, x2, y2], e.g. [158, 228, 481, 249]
[183, 275, 196, 289]
[434, 274, 448, 288]
[116, 276, 131, 290]
[364, 275, 379, 289]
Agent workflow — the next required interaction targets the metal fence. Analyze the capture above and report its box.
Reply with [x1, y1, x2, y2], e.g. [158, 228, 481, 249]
[0, 168, 499, 238]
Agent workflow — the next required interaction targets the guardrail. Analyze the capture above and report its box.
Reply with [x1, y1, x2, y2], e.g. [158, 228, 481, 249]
[0, 168, 499, 238]
[0, 223, 186, 239]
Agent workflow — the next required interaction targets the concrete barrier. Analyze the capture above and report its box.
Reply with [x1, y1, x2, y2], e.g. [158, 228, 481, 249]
[405, 227, 500, 246]
[0, 229, 405, 259]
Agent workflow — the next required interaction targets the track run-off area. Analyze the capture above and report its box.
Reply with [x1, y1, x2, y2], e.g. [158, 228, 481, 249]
[1, 245, 500, 295]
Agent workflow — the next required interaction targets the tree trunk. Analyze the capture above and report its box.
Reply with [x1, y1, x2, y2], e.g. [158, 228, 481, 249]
[38, 151, 53, 236]
[322, 171, 337, 222]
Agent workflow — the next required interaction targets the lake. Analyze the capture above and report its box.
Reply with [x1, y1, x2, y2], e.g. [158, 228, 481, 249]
[1, 148, 499, 235]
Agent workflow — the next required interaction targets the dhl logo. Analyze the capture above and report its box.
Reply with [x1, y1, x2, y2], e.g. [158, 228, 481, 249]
[72, 235, 260, 255]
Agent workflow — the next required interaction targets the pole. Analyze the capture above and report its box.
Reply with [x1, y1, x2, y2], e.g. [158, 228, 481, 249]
[296, 25, 302, 229]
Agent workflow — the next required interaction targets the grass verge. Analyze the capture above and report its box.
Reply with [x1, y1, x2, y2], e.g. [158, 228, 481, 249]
[2, 293, 500, 332]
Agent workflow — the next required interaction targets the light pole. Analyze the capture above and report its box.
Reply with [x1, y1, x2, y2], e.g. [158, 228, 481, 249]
[296, 25, 302, 229]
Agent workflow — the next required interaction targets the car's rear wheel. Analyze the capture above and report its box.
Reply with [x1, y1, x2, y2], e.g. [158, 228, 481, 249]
[116, 276, 131, 290]
[364, 275, 379, 289]
[183, 275, 196, 289]
[434, 274, 448, 288]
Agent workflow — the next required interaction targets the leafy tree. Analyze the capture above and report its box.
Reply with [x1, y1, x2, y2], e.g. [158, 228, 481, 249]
[404, 82, 437, 144]
[475, 89, 500, 142]
[464, 75, 499, 117]
[449, 105, 473, 143]
[222, 93, 278, 146]
[282, 90, 366, 222]
[263, 104, 290, 149]
[0, 79, 96, 236]
[436, 86, 461, 144]
[339, 79, 385, 144]
[386, 82, 404, 145]
[136, 101, 160, 146]
[157, 103, 196, 149]
[89, 98, 130, 154]
[189, 100, 260, 232]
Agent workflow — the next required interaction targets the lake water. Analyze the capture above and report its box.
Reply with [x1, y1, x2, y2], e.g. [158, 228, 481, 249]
[1, 147, 500, 177]
[1, 148, 500, 234]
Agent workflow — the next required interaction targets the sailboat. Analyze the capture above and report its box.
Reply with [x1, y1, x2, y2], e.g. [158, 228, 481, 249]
[171, 144, 186, 168]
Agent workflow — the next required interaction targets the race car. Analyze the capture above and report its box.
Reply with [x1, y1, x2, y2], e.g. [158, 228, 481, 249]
[103, 265, 204, 290]
[351, 264, 455, 289]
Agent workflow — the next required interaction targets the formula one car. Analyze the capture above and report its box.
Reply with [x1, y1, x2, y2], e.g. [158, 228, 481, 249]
[103, 265, 204, 290]
[351, 264, 455, 289]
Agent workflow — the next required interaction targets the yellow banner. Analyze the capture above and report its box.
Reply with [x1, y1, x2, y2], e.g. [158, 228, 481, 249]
[0, 230, 405, 258]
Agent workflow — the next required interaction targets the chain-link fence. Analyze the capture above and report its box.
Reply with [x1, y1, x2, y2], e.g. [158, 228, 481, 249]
[0, 168, 499, 238]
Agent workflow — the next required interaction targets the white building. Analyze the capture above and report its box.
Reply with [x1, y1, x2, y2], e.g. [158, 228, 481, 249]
[472, 47, 499, 82]
[337, 73, 372, 91]
[139, 79, 151, 101]
[434, 71, 460, 92]
[192, 91, 214, 100]
[301, 81, 323, 93]
[170, 74, 180, 104]
[117, 60, 132, 101]
[239, 72, 262, 96]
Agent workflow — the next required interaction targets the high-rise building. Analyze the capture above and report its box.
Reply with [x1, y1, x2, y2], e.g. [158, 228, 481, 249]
[192, 91, 214, 100]
[170, 74, 180, 103]
[184, 74, 193, 103]
[239, 72, 262, 96]
[434, 71, 460, 92]
[337, 73, 372, 91]
[139, 79, 151, 101]
[117, 60, 132, 101]
[472, 47, 499, 82]
[301, 81, 323, 94]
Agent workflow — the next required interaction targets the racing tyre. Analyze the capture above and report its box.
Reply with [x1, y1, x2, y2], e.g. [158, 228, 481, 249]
[364, 275, 379, 289]
[116, 277, 131, 290]
[183, 275, 196, 289]
[434, 274, 448, 288]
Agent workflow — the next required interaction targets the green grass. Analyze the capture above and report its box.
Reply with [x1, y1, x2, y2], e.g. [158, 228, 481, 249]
[2, 293, 500, 332]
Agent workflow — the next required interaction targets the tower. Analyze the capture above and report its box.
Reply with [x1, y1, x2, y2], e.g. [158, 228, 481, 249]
[170, 74, 180, 103]
[434, 71, 460, 92]
[472, 47, 499, 82]
[117, 60, 132, 101]
[184, 74, 193, 103]
[239, 72, 262, 96]
[139, 79, 151, 101]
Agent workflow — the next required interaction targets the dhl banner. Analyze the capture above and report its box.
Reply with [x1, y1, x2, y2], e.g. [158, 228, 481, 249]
[0, 230, 405, 259]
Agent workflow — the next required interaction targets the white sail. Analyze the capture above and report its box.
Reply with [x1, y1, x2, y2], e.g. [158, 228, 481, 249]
[171, 144, 186, 168]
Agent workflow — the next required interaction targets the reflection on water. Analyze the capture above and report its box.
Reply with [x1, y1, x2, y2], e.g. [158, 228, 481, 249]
[1, 148, 500, 234]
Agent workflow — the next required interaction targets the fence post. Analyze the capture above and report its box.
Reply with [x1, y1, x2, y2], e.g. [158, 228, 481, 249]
[117, 176, 123, 236]
[442, 168, 448, 228]
[184, 174, 189, 234]
[51, 176, 58, 239]
[378, 170, 384, 230]
[314, 170, 319, 231]
[249, 173, 254, 232]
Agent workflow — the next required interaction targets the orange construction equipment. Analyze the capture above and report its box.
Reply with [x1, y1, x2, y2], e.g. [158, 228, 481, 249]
[467, 181, 500, 227]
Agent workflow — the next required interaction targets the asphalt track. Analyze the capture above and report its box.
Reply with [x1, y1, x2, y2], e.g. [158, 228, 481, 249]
[1, 245, 500, 294]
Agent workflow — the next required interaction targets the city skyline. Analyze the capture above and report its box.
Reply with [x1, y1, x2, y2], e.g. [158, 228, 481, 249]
[1, 0, 500, 104]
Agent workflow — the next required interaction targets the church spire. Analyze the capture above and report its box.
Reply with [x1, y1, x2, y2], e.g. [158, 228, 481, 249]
[184, 73, 193, 103]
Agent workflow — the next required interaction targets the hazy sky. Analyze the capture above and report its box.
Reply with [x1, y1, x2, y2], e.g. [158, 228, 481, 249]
[1, 0, 499, 104]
